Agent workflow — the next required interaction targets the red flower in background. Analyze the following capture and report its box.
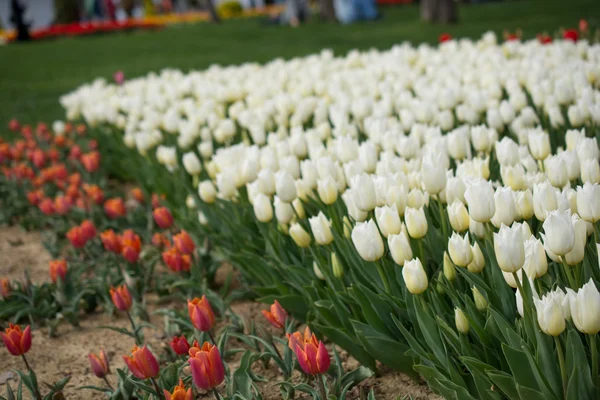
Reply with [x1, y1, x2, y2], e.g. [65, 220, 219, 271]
[101, 229, 122, 254]
[31, 149, 46, 168]
[80, 219, 97, 241]
[83, 184, 104, 204]
[69, 145, 82, 160]
[170, 336, 191, 355]
[110, 285, 133, 311]
[537, 34, 553, 44]
[104, 198, 126, 219]
[39, 198, 55, 215]
[27, 189, 44, 206]
[8, 119, 20, 132]
[262, 300, 288, 330]
[114, 70, 125, 85]
[439, 33, 452, 43]
[81, 151, 101, 173]
[121, 229, 142, 263]
[49, 259, 68, 283]
[153, 207, 173, 229]
[173, 230, 195, 255]
[88, 349, 110, 378]
[131, 187, 145, 203]
[162, 247, 191, 273]
[152, 233, 170, 248]
[563, 29, 579, 42]
[579, 19, 588, 32]
[1, 278, 11, 298]
[67, 225, 87, 248]
[54, 195, 73, 215]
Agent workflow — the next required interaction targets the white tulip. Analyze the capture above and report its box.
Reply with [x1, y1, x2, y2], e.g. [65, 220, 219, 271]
[421, 152, 447, 195]
[289, 223, 311, 248]
[455, 308, 470, 334]
[542, 209, 575, 256]
[317, 176, 338, 205]
[388, 231, 412, 266]
[275, 170, 297, 202]
[528, 129, 551, 161]
[309, 212, 333, 246]
[495, 137, 519, 166]
[491, 187, 516, 228]
[533, 180, 558, 221]
[351, 220, 384, 262]
[493, 223, 525, 273]
[405, 207, 428, 239]
[522, 237, 548, 279]
[544, 155, 568, 188]
[182, 152, 202, 175]
[198, 180, 217, 204]
[448, 232, 473, 268]
[253, 194, 273, 223]
[468, 242, 485, 273]
[577, 183, 600, 222]
[257, 169, 276, 196]
[402, 258, 428, 294]
[568, 280, 600, 334]
[581, 159, 600, 184]
[448, 200, 469, 232]
[534, 291, 566, 336]
[515, 189, 534, 220]
[342, 189, 368, 222]
[464, 179, 495, 223]
[274, 196, 294, 224]
[351, 174, 376, 212]
[565, 215, 587, 266]
[375, 204, 401, 238]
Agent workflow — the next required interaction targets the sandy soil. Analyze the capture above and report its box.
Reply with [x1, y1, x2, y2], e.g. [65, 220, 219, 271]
[0, 225, 439, 400]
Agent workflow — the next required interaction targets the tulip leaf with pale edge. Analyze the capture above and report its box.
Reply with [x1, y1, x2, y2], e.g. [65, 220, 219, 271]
[312, 322, 376, 371]
[256, 294, 308, 320]
[15, 370, 38, 400]
[460, 357, 503, 400]
[415, 364, 478, 400]
[276, 382, 318, 399]
[159, 363, 179, 391]
[349, 284, 399, 339]
[231, 351, 253, 399]
[565, 327, 595, 399]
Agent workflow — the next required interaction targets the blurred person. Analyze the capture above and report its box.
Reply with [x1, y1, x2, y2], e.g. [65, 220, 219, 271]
[335, 0, 377, 24]
[267, 0, 309, 26]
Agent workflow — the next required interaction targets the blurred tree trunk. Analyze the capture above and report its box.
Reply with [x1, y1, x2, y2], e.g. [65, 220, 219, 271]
[205, 0, 221, 23]
[421, 0, 457, 23]
[54, 0, 81, 24]
[320, 0, 336, 22]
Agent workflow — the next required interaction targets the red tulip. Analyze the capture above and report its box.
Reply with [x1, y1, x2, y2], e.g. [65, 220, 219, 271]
[169, 336, 191, 355]
[66, 225, 87, 248]
[121, 229, 142, 263]
[114, 70, 125, 85]
[101, 229, 122, 254]
[83, 184, 104, 205]
[27, 189, 44, 206]
[1, 324, 32, 356]
[104, 198, 126, 219]
[153, 207, 173, 229]
[173, 230, 195, 255]
[152, 233, 170, 248]
[38, 197, 55, 215]
[579, 19, 588, 32]
[564, 29, 579, 42]
[287, 327, 330, 375]
[0, 278, 10, 298]
[8, 118, 20, 132]
[162, 247, 191, 273]
[54, 195, 72, 215]
[188, 295, 215, 332]
[31, 149, 46, 169]
[110, 285, 132, 311]
[123, 345, 159, 379]
[131, 187, 144, 203]
[81, 151, 101, 173]
[188, 342, 225, 391]
[537, 33, 553, 44]
[80, 219, 97, 241]
[88, 349, 110, 378]
[69, 145, 82, 160]
[49, 259, 68, 283]
[439, 33, 452, 43]
[164, 379, 193, 400]
[261, 300, 288, 329]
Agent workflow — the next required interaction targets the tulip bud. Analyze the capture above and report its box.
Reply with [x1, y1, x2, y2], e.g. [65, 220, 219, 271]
[342, 216, 352, 239]
[448, 200, 469, 232]
[110, 285, 133, 311]
[198, 180, 217, 204]
[443, 252, 456, 281]
[274, 196, 294, 224]
[88, 349, 110, 378]
[275, 170, 297, 202]
[261, 300, 288, 329]
[123, 345, 159, 380]
[455, 308, 470, 334]
[448, 232, 473, 268]
[0, 278, 10, 299]
[170, 335, 191, 355]
[317, 176, 338, 205]
[352, 220, 384, 262]
[493, 224, 525, 273]
[49, 259, 68, 283]
[313, 261, 325, 280]
[290, 223, 311, 248]
[467, 242, 485, 273]
[421, 152, 447, 195]
[402, 258, 428, 295]
[104, 198, 126, 219]
[375, 204, 401, 237]
[253, 194, 273, 223]
[464, 179, 495, 223]
[292, 198, 305, 219]
[331, 252, 344, 278]
[472, 287, 488, 311]
[405, 207, 428, 239]
[542, 209, 575, 256]
[309, 212, 333, 245]
[188, 295, 215, 332]
[163, 379, 193, 400]
[388, 231, 412, 266]
[153, 207, 173, 229]
[183, 152, 202, 176]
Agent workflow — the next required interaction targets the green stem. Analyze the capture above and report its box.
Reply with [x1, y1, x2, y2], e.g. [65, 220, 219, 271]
[418, 240, 425, 267]
[316, 375, 327, 400]
[21, 355, 41, 400]
[150, 377, 164, 400]
[126, 310, 142, 345]
[212, 388, 223, 400]
[103, 376, 115, 392]
[512, 271, 528, 311]
[375, 260, 391, 294]
[554, 336, 567, 399]
[562, 260, 577, 289]
[591, 335, 599, 389]
[208, 330, 217, 346]
[437, 197, 448, 242]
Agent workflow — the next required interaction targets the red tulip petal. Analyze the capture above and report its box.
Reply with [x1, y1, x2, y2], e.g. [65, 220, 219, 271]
[316, 341, 330, 374]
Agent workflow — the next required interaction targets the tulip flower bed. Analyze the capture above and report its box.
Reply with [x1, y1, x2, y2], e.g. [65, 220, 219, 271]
[54, 28, 600, 399]
[0, 122, 434, 399]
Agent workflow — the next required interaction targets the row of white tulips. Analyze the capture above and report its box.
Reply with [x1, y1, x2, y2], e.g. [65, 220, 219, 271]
[61, 32, 600, 398]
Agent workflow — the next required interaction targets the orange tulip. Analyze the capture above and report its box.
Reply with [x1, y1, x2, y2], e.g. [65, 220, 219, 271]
[188, 342, 225, 391]
[81, 151, 101, 173]
[80, 219, 97, 241]
[121, 229, 142, 263]
[83, 184, 104, 205]
[66, 225, 87, 248]
[287, 327, 330, 375]
[164, 379, 193, 400]
[188, 295, 215, 332]
[1, 323, 32, 356]
[26, 189, 44, 206]
[88, 349, 110, 378]
[162, 247, 191, 273]
[173, 230, 195, 255]
[110, 285, 132, 311]
[0, 278, 10, 298]
[31, 148, 46, 169]
[123, 345, 159, 380]
[153, 207, 173, 229]
[54, 195, 73, 215]
[261, 300, 288, 329]
[38, 197, 55, 215]
[104, 198, 126, 219]
[151, 233, 170, 248]
[101, 229, 122, 254]
[131, 187, 145, 203]
[49, 259, 68, 283]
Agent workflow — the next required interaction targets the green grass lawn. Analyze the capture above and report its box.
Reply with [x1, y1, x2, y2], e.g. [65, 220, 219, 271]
[0, 0, 599, 126]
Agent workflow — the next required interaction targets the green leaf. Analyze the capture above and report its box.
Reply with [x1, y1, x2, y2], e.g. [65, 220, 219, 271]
[487, 371, 519, 399]
[77, 385, 114, 393]
[516, 384, 547, 400]
[340, 366, 374, 389]
[349, 284, 397, 339]
[159, 363, 179, 391]
[312, 323, 376, 371]
[502, 344, 540, 391]
[98, 325, 136, 338]
[565, 328, 595, 399]
[460, 357, 502, 400]
[232, 351, 253, 399]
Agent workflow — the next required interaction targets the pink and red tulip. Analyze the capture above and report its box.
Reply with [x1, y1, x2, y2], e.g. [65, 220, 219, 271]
[153, 207, 173, 229]
[49, 259, 68, 283]
[261, 300, 288, 329]
[121, 229, 142, 263]
[188, 295, 215, 332]
[188, 342, 225, 391]
[287, 327, 330, 375]
[169, 335, 191, 355]
[173, 230, 195, 255]
[88, 349, 110, 378]
[164, 379, 193, 400]
[162, 247, 191, 273]
[101, 229, 122, 254]
[110, 285, 133, 311]
[104, 198, 126, 219]
[1, 324, 32, 356]
[123, 345, 159, 380]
